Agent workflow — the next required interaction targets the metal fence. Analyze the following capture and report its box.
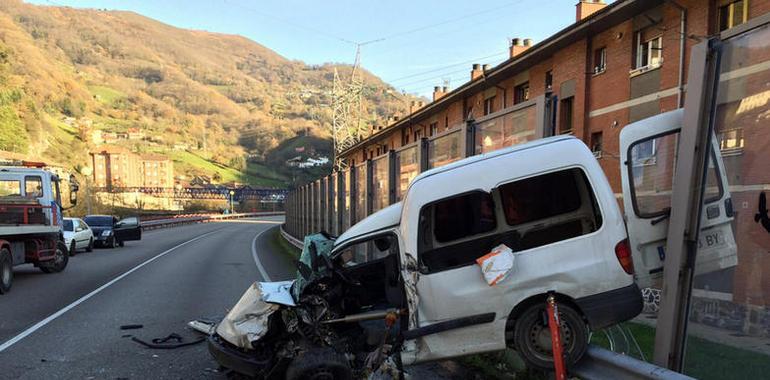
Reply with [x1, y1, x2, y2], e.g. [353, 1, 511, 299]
[283, 95, 547, 239]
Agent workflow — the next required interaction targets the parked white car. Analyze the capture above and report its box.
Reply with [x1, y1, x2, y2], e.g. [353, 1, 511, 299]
[63, 217, 94, 256]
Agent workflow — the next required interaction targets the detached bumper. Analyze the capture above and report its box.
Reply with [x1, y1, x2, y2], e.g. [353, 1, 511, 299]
[208, 334, 265, 378]
[575, 283, 643, 330]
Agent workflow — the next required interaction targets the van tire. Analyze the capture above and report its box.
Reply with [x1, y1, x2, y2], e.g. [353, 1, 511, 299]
[0, 248, 12, 294]
[69, 240, 77, 256]
[285, 347, 352, 380]
[512, 302, 588, 371]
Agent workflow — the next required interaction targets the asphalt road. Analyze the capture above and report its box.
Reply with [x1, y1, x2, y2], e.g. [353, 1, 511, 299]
[0, 216, 291, 379]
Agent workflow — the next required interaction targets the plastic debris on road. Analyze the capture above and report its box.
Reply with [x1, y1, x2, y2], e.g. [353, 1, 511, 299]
[476, 244, 515, 286]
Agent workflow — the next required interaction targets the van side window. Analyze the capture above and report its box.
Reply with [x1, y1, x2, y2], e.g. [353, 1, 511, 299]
[24, 176, 43, 198]
[433, 192, 496, 242]
[498, 168, 602, 251]
[418, 191, 497, 272]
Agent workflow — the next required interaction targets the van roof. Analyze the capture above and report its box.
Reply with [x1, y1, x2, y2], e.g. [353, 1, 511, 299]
[410, 135, 575, 187]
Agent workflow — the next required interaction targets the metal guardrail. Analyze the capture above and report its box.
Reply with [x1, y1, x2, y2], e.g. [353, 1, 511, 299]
[572, 346, 696, 380]
[140, 212, 285, 230]
[279, 224, 304, 249]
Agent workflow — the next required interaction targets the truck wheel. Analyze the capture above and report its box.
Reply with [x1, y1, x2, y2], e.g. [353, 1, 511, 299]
[86, 238, 94, 252]
[40, 242, 69, 274]
[69, 240, 77, 256]
[0, 248, 12, 294]
[286, 347, 352, 380]
[512, 302, 588, 371]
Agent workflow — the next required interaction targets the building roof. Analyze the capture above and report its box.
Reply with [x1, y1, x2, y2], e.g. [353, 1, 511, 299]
[140, 153, 170, 161]
[340, 0, 662, 157]
[91, 145, 132, 155]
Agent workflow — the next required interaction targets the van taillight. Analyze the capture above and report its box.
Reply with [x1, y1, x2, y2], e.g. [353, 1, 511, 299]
[615, 239, 634, 275]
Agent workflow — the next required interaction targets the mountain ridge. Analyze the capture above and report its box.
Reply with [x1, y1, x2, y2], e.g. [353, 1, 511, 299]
[0, 0, 414, 186]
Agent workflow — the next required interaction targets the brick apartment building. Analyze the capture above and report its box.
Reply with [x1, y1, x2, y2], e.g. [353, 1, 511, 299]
[340, 0, 765, 193]
[324, 0, 770, 311]
[90, 146, 174, 189]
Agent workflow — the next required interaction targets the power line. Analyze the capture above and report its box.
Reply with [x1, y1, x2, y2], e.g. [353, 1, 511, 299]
[376, 0, 526, 42]
[222, 0, 357, 46]
[387, 51, 507, 83]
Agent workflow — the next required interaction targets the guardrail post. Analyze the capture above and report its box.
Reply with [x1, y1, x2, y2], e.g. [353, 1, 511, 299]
[337, 171, 345, 235]
[387, 150, 397, 206]
[418, 137, 429, 172]
[320, 177, 327, 233]
[327, 175, 335, 235]
[350, 165, 358, 225]
[366, 159, 373, 217]
[463, 118, 476, 158]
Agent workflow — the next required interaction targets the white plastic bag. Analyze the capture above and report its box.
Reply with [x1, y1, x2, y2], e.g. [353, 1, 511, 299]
[476, 244, 515, 286]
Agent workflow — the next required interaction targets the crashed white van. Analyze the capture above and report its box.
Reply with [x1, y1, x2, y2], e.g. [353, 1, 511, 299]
[208, 109, 736, 379]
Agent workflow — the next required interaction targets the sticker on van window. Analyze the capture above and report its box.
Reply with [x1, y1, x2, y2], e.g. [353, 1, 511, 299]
[476, 244, 515, 286]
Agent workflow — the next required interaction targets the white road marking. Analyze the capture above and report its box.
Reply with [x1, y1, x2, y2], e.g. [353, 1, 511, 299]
[251, 224, 281, 282]
[0, 229, 222, 353]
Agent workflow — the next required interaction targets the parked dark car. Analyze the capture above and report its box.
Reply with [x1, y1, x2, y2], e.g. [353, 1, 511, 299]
[83, 215, 142, 248]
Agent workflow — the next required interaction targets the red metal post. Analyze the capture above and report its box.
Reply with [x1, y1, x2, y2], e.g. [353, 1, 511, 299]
[547, 293, 567, 380]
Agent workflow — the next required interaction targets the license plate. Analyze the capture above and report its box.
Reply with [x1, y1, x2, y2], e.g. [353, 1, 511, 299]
[698, 230, 726, 250]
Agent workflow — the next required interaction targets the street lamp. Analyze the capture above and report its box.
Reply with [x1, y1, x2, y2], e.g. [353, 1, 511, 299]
[229, 190, 235, 214]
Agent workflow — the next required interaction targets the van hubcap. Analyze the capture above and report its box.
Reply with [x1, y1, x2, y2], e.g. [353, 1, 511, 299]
[528, 315, 573, 358]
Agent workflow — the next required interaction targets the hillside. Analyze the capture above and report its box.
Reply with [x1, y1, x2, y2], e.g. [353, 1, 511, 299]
[0, 0, 415, 187]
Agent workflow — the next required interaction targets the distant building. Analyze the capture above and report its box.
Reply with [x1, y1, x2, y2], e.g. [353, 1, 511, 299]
[140, 154, 174, 188]
[127, 128, 145, 140]
[90, 146, 174, 189]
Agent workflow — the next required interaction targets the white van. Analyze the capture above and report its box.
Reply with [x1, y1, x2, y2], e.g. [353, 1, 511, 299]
[334, 134, 641, 369]
[210, 134, 644, 377]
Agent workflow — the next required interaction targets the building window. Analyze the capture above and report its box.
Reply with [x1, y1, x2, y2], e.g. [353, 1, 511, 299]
[445, 116, 449, 129]
[635, 34, 662, 70]
[593, 47, 607, 74]
[591, 131, 603, 158]
[718, 128, 744, 153]
[483, 96, 496, 115]
[559, 97, 574, 134]
[719, 0, 748, 31]
[414, 129, 423, 141]
[429, 122, 439, 136]
[545, 70, 553, 91]
[514, 82, 530, 104]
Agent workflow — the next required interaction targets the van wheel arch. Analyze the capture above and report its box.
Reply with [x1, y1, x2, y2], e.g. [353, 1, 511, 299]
[505, 292, 588, 346]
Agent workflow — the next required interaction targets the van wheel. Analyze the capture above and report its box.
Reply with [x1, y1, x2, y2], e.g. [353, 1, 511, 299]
[286, 347, 352, 380]
[69, 240, 77, 256]
[0, 248, 12, 294]
[40, 242, 69, 274]
[513, 302, 588, 370]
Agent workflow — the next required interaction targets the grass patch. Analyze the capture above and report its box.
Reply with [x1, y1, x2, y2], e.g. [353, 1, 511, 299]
[268, 226, 301, 260]
[170, 150, 287, 187]
[88, 85, 126, 105]
[591, 322, 770, 379]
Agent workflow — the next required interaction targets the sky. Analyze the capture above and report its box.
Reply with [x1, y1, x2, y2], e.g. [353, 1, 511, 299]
[27, 0, 614, 97]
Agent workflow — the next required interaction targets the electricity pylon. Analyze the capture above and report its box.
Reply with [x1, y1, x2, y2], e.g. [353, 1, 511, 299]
[331, 40, 381, 171]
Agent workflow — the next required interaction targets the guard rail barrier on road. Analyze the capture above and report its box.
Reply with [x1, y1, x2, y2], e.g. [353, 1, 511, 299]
[572, 346, 695, 380]
[140, 212, 285, 231]
[280, 224, 304, 249]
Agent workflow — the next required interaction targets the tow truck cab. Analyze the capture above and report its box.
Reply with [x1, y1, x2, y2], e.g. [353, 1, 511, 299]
[0, 163, 79, 293]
